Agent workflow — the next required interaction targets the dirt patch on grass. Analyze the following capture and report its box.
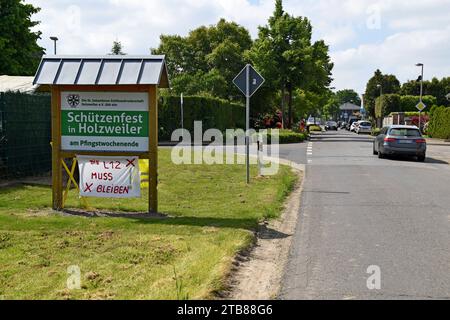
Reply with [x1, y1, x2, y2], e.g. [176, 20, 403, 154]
[224, 169, 303, 300]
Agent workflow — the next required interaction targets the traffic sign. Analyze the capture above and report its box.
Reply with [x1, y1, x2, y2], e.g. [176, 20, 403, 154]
[233, 64, 265, 185]
[416, 101, 427, 112]
[233, 64, 265, 98]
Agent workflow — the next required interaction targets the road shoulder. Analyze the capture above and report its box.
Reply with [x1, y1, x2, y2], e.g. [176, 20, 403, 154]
[224, 164, 304, 300]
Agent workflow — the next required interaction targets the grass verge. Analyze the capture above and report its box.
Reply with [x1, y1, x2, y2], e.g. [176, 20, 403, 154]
[0, 148, 297, 299]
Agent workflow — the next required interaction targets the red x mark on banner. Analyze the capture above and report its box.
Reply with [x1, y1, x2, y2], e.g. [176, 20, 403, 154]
[126, 159, 136, 168]
[84, 183, 93, 193]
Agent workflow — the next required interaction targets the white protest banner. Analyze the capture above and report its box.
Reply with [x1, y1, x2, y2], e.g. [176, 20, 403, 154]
[77, 156, 141, 198]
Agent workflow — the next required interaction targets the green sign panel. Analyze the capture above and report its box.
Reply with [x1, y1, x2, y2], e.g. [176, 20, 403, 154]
[61, 92, 149, 152]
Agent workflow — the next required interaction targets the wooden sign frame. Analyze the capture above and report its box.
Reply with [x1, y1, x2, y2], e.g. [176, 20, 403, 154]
[51, 84, 159, 213]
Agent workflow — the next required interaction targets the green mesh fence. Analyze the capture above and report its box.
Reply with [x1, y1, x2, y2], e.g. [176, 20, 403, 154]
[0, 92, 51, 180]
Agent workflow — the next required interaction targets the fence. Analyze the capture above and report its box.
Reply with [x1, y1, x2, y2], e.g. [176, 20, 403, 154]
[0, 92, 245, 181]
[0, 92, 52, 180]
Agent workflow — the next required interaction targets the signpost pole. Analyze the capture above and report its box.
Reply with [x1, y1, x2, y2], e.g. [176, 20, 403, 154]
[51, 86, 63, 210]
[233, 64, 264, 184]
[246, 65, 250, 184]
[149, 86, 158, 213]
[181, 93, 184, 130]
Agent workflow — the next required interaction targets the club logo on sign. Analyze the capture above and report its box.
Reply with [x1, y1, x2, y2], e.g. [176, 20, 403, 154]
[67, 94, 80, 108]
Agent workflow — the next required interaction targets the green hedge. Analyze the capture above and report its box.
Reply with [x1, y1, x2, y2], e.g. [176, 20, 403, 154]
[309, 125, 322, 132]
[371, 128, 381, 136]
[269, 130, 307, 144]
[388, 111, 429, 117]
[428, 106, 450, 139]
[159, 95, 245, 141]
[375, 94, 437, 118]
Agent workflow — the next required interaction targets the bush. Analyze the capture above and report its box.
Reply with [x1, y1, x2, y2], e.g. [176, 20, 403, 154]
[375, 94, 400, 118]
[400, 95, 436, 113]
[309, 125, 322, 132]
[158, 95, 245, 141]
[265, 130, 307, 144]
[371, 128, 381, 136]
[428, 106, 450, 139]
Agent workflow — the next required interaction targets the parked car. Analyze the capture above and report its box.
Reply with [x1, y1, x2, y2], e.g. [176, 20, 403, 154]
[356, 121, 372, 134]
[325, 121, 338, 131]
[346, 118, 359, 131]
[350, 121, 360, 132]
[373, 125, 426, 162]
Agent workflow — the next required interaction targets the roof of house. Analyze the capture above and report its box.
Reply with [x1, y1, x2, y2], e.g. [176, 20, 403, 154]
[339, 102, 361, 111]
[33, 55, 170, 88]
[0, 75, 39, 93]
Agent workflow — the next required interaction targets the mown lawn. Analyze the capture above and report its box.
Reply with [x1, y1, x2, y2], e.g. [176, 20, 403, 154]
[0, 148, 297, 300]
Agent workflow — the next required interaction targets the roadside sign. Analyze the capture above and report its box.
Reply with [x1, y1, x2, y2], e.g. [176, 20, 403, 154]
[416, 101, 427, 112]
[61, 92, 149, 152]
[233, 64, 265, 98]
[233, 64, 265, 184]
[78, 156, 141, 198]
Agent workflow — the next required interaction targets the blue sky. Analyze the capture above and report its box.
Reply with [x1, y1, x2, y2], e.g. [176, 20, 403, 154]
[27, 0, 450, 94]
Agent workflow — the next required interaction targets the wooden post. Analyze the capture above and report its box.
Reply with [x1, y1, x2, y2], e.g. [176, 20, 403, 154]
[51, 87, 63, 210]
[148, 86, 158, 213]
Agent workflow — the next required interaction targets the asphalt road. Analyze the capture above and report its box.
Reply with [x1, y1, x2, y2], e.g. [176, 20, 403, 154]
[280, 130, 450, 300]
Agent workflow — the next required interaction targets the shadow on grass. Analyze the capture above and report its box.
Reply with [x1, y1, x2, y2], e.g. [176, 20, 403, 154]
[62, 209, 293, 240]
[62, 208, 260, 231]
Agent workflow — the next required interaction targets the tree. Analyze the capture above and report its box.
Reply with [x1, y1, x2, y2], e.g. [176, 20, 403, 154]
[0, 0, 44, 75]
[335, 89, 361, 106]
[248, 0, 333, 128]
[364, 69, 401, 119]
[401, 77, 450, 107]
[152, 19, 252, 100]
[110, 40, 125, 55]
[319, 89, 361, 121]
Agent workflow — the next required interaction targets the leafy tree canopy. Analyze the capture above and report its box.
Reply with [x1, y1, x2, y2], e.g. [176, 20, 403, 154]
[0, 0, 45, 75]
[364, 69, 401, 118]
[400, 77, 450, 107]
[152, 18, 252, 100]
[247, 0, 333, 127]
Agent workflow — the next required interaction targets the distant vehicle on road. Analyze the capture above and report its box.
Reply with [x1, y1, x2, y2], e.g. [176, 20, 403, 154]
[307, 117, 322, 126]
[325, 121, 338, 131]
[346, 118, 359, 131]
[356, 121, 372, 134]
[350, 121, 360, 132]
[373, 125, 426, 162]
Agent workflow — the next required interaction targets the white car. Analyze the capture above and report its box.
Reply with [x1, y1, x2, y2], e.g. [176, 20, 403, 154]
[350, 122, 359, 132]
[356, 121, 372, 134]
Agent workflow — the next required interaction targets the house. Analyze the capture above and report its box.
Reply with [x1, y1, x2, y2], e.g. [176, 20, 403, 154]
[339, 102, 361, 121]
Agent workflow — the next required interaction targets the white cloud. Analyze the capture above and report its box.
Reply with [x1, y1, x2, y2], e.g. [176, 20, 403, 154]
[26, 0, 450, 94]
[332, 26, 450, 93]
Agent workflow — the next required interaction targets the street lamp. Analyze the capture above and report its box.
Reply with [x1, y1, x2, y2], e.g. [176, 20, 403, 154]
[376, 84, 382, 127]
[416, 63, 424, 132]
[376, 84, 382, 97]
[50, 36, 59, 55]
